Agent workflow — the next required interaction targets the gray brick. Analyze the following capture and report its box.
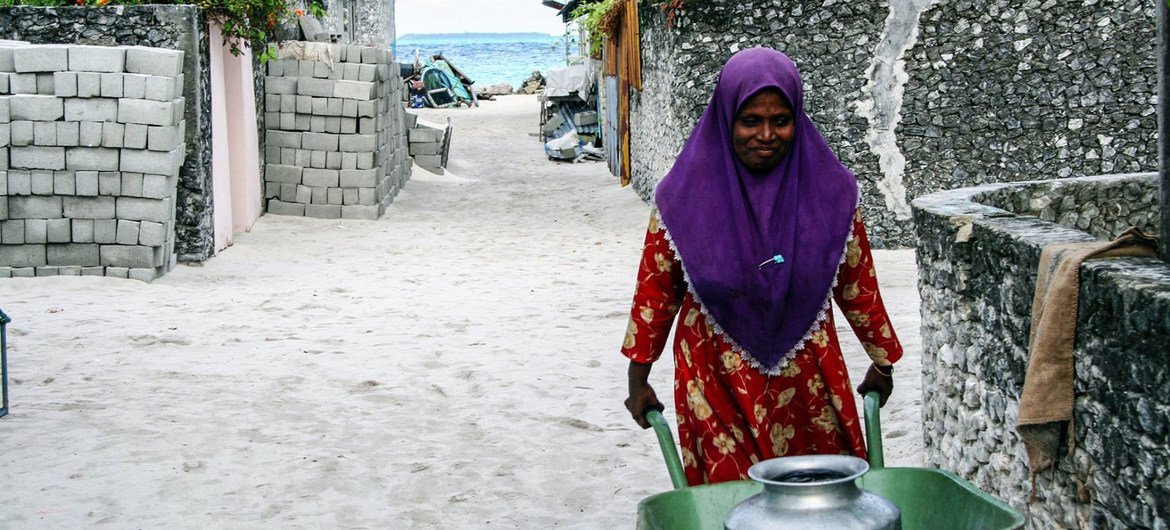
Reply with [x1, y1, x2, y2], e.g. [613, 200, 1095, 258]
[56, 122, 79, 147]
[309, 150, 326, 168]
[65, 98, 118, 122]
[123, 123, 147, 149]
[294, 184, 311, 204]
[326, 151, 342, 169]
[0, 197, 5, 220]
[53, 171, 75, 195]
[6, 170, 30, 195]
[105, 266, 128, 278]
[339, 168, 377, 188]
[79, 122, 103, 147]
[279, 183, 297, 202]
[311, 97, 328, 115]
[302, 168, 338, 187]
[266, 130, 301, 148]
[67, 147, 120, 171]
[309, 115, 326, 133]
[341, 99, 358, 117]
[0, 74, 8, 95]
[34, 267, 59, 277]
[8, 267, 32, 278]
[9, 121, 31, 147]
[334, 80, 374, 101]
[305, 204, 341, 219]
[10, 95, 63, 121]
[359, 117, 376, 135]
[326, 98, 343, 116]
[356, 152, 375, 170]
[117, 196, 172, 222]
[294, 114, 310, 131]
[98, 172, 120, 195]
[266, 60, 284, 76]
[278, 94, 294, 113]
[54, 72, 77, 97]
[264, 145, 280, 163]
[10, 73, 36, 94]
[1, 220, 24, 244]
[68, 46, 126, 73]
[100, 73, 124, 98]
[411, 142, 442, 156]
[76, 72, 101, 98]
[313, 60, 332, 79]
[62, 196, 115, 219]
[71, 219, 94, 243]
[10, 146, 65, 170]
[101, 122, 125, 148]
[93, 219, 116, 243]
[24, 218, 46, 243]
[120, 148, 182, 176]
[35, 73, 54, 95]
[340, 152, 357, 170]
[120, 173, 144, 197]
[57, 266, 81, 276]
[327, 187, 343, 205]
[342, 63, 359, 80]
[265, 164, 302, 184]
[122, 74, 147, 99]
[118, 99, 179, 126]
[409, 127, 444, 143]
[340, 134, 377, 152]
[310, 186, 327, 204]
[291, 149, 309, 167]
[143, 75, 175, 102]
[100, 244, 156, 268]
[124, 46, 183, 77]
[0, 244, 46, 267]
[147, 124, 182, 151]
[267, 199, 305, 216]
[80, 266, 103, 276]
[358, 64, 376, 82]
[138, 220, 165, 246]
[279, 113, 295, 131]
[295, 95, 311, 114]
[358, 187, 376, 206]
[127, 267, 157, 283]
[0, 44, 18, 72]
[414, 154, 442, 167]
[116, 219, 140, 245]
[46, 218, 71, 243]
[301, 132, 338, 152]
[0, 97, 9, 123]
[13, 45, 67, 73]
[342, 204, 380, 220]
[339, 117, 356, 134]
[75, 170, 98, 196]
[141, 174, 173, 199]
[342, 188, 359, 205]
[33, 122, 56, 147]
[298, 78, 335, 97]
[266, 76, 297, 95]
[279, 148, 296, 165]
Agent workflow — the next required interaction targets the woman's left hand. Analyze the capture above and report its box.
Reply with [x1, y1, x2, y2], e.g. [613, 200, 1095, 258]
[856, 364, 893, 407]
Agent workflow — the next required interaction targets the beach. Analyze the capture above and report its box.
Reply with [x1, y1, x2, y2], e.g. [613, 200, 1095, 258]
[0, 94, 922, 528]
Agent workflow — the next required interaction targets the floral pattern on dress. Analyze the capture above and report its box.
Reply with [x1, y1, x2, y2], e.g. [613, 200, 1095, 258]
[621, 209, 903, 485]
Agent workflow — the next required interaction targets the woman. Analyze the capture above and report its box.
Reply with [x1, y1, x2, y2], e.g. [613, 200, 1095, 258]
[620, 47, 903, 486]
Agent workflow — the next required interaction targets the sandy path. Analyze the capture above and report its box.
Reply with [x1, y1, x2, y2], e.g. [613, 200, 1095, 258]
[0, 94, 921, 528]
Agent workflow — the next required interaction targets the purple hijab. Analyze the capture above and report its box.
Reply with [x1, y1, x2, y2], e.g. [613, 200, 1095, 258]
[654, 48, 858, 374]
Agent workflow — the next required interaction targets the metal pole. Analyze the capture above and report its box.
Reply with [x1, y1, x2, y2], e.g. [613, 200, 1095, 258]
[1159, 0, 1170, 262]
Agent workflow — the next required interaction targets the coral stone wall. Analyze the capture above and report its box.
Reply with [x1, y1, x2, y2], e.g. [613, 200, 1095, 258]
[913, 173, 1168, 529]
[628, 0, 1158, 248]
[0, 6, 213, 262]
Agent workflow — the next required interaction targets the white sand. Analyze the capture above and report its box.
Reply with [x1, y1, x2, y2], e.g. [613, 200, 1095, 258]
[0, 94, 921, 528]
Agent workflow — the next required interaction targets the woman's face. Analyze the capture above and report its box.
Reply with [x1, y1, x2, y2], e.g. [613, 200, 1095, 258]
[732, 90, 795, 173]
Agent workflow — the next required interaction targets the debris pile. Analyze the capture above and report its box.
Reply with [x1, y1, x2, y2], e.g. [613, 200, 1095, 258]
[539, 63, 603, 163]
[404, 111, 452, 175]
[403, 53, 478, 109]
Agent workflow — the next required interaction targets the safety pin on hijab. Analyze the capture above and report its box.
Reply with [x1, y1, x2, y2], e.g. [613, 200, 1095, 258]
[758, 254, 785, 269]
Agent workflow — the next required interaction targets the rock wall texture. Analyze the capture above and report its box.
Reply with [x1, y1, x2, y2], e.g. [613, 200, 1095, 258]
[628, 0, 1158, 248]
[0, 6, 214, 262]
[913, 173, 1168, 529]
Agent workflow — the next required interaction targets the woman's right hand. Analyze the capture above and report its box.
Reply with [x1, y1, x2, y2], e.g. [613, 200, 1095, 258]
[626, 360, 664, 429]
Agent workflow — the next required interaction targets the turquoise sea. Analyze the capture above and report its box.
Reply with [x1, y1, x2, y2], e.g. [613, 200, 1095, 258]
[394, 32, 577, 89]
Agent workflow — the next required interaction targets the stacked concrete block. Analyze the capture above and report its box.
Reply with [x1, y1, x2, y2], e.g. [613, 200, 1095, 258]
[263, 43, 410, 220]
[406, 112, 452, 175]
[0, 42, 186, 282]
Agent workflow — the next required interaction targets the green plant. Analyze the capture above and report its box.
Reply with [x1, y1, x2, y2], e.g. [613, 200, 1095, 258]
[571, 0, 620, 58]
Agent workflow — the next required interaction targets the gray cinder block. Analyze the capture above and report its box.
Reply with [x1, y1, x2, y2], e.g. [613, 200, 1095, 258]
[326, 98, 343, 116]
[309, 150, 325, 168]
[143, 75, 175, 102]
[358, 187, 376, 206]
[302, 168, 338, 188]
[100, 73, 124, 98]
[294, 184, 311, 204]
[266, 76, 298, 95]
[10, 121, 32, 147]
[93, 219, 116, 243]
[57, 122, 80, 147]
[292, 149, 311, 167]
[305, 204, 341, 219]
[1, 220, 24, 244]
[326, 151, 342, 170]
[340, 134, 377, 152]
[13, 45, 68, 73]
[23, 218, 46, 243]
[324, 116, 340, 133]
[124, 46, 184, 78]
[68, 46, 126, 73]
[67, 147, 120, 171]
[298, 78, 335, 98]
[265, 130, 301, 148]
[79, 122, 103, 147]
[279, 183, 297, 202]
[141, 174, 174, 199]
[76, 72, 101, 98]
[123, 74, 147, 99]
[356, 151, 375, 170]
[10, 146, 65, 170]
[120, 173, 143, 197]
[340, 168, 377, 188]
[414, 154, 442, 168]
[105, 266, 129, 278]
[74, 170, 98, 196]
[265, 164, 302, 184]
[409, 127, 444, 143]
[341, 99, 358, 117]
[63, 196, 116, 219]
[35, 73, 54, 95]
[0, 244, 46, 267]
[127, 267, 157, 283]
[138, 220, 165, 246]
[342, 188, 358, 205]
[100, 244, 156, 268]
[339, 117, 356, 135]
[65, 98, 119, 122]
[301, 132, 338, 152]
[313, 60, 332, 79]
[53, 171, 75, 195]
[267, 199, 305, 216]
[10, 95, 63, 121]
[72, 218, 94, 242]
[98, 172, 120, 196]
[102, 122, 125, 148]
[278, 94, 295, 113]
[309, 115, 326, 134]
[10, 73, 36, 94]
[46, 218, 71, 242]
[266, 60, 284, 76]
[80, 266, 103, 276]
[54, 72, 78, 97]
[123, 123, 147, 149]
[115, 219, 140, 245]
[342, 204, 379, 220]
[0, 97, 9, 123]
[311, 97, 327, 115]
[327, 187, 343, 205]
[6, 170, 30, 195]
[117, 99, 178, 126]
[334, 80, 374, 101]
[147, 123, 183, 152]
[116, 196, 172, 223]
[120, 148, 182, 177]
[33, 122, 56, 147]
[296, 95, 312, 114]
[310, 186, 327, 204]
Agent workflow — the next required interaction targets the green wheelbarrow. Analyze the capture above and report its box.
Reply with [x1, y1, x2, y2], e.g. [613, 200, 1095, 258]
[637, 392, 1024, 530]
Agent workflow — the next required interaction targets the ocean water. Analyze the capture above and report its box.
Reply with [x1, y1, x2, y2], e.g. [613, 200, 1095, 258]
[395, 33, 577, 89]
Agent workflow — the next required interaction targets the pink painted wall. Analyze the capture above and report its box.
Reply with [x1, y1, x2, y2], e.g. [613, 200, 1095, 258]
[209, 24, 263, 253]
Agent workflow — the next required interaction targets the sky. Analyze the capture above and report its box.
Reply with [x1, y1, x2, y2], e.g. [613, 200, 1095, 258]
[396, 0, 568, 36]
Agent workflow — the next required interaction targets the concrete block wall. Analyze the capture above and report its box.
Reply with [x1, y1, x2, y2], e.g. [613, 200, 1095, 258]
[262, 43, 408, 220]
[0, 42, 185, 282]
[405, 111, 451, 175]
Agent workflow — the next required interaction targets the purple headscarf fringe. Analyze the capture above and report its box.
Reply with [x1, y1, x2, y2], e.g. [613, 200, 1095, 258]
[653, 205, 857, 376]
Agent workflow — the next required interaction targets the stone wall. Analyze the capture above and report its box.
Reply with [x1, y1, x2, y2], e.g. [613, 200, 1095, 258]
[262, 43, 409, 219]
[0, 6, 213, 262]
[0, 43, 187, 281]
[913, 173, 1168, 529]
[628, 0, 1158, 248]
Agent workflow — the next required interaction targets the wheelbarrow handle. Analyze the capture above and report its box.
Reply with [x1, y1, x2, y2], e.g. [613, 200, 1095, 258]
[645, 409, 689, 490]
[864, 391, 884, 469]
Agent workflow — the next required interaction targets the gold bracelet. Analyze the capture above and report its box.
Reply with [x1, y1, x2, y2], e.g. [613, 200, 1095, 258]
[872, 363, 894, 377]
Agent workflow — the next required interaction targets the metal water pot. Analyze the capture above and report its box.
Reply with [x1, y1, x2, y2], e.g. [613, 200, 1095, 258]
[724, 455, 901, 530]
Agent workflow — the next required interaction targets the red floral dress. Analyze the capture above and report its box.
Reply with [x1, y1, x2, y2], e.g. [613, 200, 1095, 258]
[621, 209, 902, 485]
